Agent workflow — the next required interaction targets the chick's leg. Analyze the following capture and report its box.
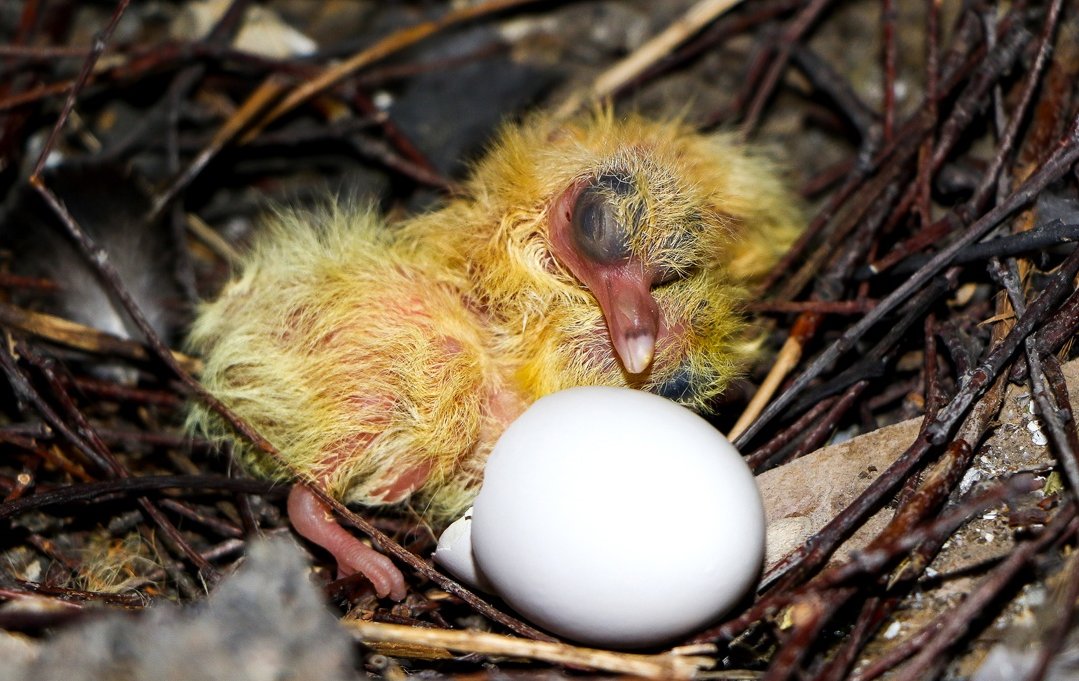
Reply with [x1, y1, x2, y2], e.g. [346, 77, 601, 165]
[281, 300, 493, 597]
[287, 484, 406, 600]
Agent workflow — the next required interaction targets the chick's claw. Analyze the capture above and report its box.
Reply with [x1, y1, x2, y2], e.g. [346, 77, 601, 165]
[287, 485, 407, 600]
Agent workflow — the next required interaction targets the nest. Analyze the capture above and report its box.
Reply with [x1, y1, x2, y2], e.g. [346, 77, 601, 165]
[1, 1, 1078, 679]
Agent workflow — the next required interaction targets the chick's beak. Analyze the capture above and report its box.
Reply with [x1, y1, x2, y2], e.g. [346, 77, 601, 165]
[590, 266, 661, 375]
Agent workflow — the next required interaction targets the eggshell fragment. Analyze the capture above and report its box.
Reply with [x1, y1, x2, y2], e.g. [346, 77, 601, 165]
[432, 508, 493, 592]
[470, 386, 765, 648]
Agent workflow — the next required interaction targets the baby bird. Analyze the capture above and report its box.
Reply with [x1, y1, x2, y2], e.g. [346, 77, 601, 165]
[187, 111, 801, 599]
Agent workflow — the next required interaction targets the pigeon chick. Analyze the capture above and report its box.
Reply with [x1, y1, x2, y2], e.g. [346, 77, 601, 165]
[187, 111, 801, 600]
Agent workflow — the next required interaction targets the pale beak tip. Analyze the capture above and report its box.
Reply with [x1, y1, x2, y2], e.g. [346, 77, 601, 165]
[621, 333, 656, 375]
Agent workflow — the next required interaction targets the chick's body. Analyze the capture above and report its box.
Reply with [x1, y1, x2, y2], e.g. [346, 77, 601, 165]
[188, 113, 800, 593]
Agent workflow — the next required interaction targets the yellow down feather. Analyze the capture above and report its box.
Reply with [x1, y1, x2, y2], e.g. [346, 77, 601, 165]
[187, 111, 801, 525]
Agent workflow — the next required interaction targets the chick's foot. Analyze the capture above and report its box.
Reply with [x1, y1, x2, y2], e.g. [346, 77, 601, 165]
[287, 484, 407, 600]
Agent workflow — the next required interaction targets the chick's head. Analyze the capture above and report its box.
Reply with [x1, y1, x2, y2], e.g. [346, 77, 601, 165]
[444, 111, 802, 411]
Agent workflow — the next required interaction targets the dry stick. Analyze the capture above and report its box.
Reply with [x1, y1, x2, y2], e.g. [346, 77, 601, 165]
[0, 44, 92, 59]
[789, 43, 879, 140]
[923, 314, 944, 414]
[734, 118, 1079, 449]
[1028, 329, 1079, 495]
[789, 380, 867, 460]
[889, 509, 1079, 681]
[186, 213, 242, 265]
[736, 24, 1027, 437]
[29, 0, 129, 178]
[812, 205, 1055, 675]
[10, 579, 151, 608]
[0, 475, 275, 520]
[1012, 287, 1079, 382]
[727, 312, 819, 439]
[913, 0, 940, 229]
[151, 75, 290, 219]
[762, 591, 839, 681]
[968, 0, 1063, 218]
[870, 18, 1033, 273]
[812, 438, 989, 681]
[552, 0, 745, 120]
[746, 299, 878, 314]
[774, 264, 956, 433]
[347, 134, 455, 190]
[1024, 537, 1079, 681]
[746, 393, 838, 472]
[770, 420, 983, 681]
[741, 0, 834, 134]
[158, 498, 245, 539]
[811, 446, 984, 681]
[814, 595, 886, 681]
[344, 619, 715, 680]
[1, 426, 95, 483]
[0, 342, 215, 579]
[155, 0, 534, 215]
[926, 255, 1079, 446]
[759, 246, 1079, 597]
[693, 467, 1037, 649]
[0, 302, 203, 374]
[870, 0, 1054, 276]
[0, 344, 115, 476]
[163, 0, 251, 295]
[759, 6, 986, 295]
[348, 89, 446, 182]
[68, 375, 184, 408]
[871, 26, 1031, 271]
[0, 272, 58, 291]
[860, 220, 1079, 279]
[793, 471, 1038, 603]
[247, 0, 544, 139]
[839, 358, 1063, 678]
[1035, 361, 1079, 639]
[20, 346, 218, 579]
[881, 0, 897, 141]
[639, 0, 802, 98]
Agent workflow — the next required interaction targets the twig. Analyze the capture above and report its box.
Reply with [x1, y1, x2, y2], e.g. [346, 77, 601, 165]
[727, 312, 819, 440]
[248, 0, 545, 138]
[881, 0, 897, 141]
[735, 116, 1079, 448]
[553, 0, 745, 120]
[859, 220, 1079, 279]
[1023, 536, 1079, 681]
[888, 509, 1078, 681]
[741, 0, 834, 133]
[0, 302, 203, 374]
[0, 474, 274, 520]
[344, 619, 715, 680]
[29, 0, 131, 178]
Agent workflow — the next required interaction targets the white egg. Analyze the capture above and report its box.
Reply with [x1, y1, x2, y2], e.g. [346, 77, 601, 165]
[470, 386, 765, 649]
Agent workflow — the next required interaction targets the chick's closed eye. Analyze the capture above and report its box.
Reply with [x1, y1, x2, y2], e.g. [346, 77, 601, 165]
[570, 176, 634, 265]
[188, 111, 801, 597]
